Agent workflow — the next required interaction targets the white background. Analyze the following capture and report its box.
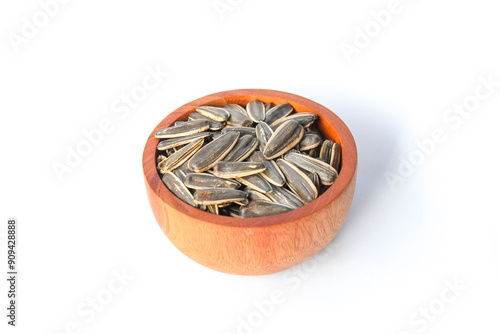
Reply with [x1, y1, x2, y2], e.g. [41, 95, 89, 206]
[1, 0, 499, 333]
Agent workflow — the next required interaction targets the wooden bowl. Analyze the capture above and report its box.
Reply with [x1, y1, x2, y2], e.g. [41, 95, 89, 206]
[142, 89, 357, 275]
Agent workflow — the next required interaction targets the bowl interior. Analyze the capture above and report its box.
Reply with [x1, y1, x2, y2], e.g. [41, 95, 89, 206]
[143, 89, 357, 228]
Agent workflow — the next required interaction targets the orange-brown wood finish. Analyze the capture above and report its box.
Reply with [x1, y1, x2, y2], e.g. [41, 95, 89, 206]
[142, 89, 357, 275]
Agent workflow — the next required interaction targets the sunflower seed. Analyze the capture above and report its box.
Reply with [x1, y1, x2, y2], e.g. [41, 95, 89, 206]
[195, 106, 230, 122]
[188, 131, 240, 173]
[299, 132, 322, 151]
[319, 140, 334, 163]
[221, 126, 256, 136]
[266, 184, 304, 209]
[235, 173, 272, 193]
[245, 188, 272, 202]
[161, 172, 196, 207]
[309, 146, 320, 158]
[248, 151, 286, 187]
[284, 152, 338, 185]
[157, 132, 211, 150]
[246, 100, 265, 123]
[331, 142, 342, 173]
[223, 134, 259, 162]
[240, 201, 292, 218]
[264, 103, 293, 124]
[193, 189, 247, 205]
[224, 104, 248, 116]
[225, 106, 253, 127]
[276, 159, 318, 203]
[263, 120, 304, 160]
[269, 112, 318, 129]
[188, 112, 225, 131]
[184, 173, 240, 189]
[255, 122, 273, 152]
[157, 138, 204, 174]
[173, 169, 187, 182]
[264, 102, 275, 112]
[155, 120, 210, 138]
[213, 162, 266, 179]
[308, 172, 320, 190]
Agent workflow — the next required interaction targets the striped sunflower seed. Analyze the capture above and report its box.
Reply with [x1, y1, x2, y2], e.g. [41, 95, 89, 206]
[161, 172, 196, 207]
[248, 151, 286, 187]
[235, 173, 272, 194]
[157, 132, 211, 150]
[308, 172, 320, 190]
[299, 132, 322, 151]
[264, 103, 293, 124]
[269, 112, 318, 129]
[266, 184, 304, 209]
[224, 104, 248, 116]
[245, 188, 272, 202]
[193, 189, 247, 205]
[188, 131, 240, 172]
[255, 122, 273, 152]
[213, 162, 266, 179]
[221, 126, 256, 136]
[223, 134, 258, 162]
[240, 201, 292, 218]
[184, 173, 241, 190]
[155, 120, 210, 138]
[157, 138, 204, 174]
[284, 152, 338, 185]
[264, 102, 275, 112]
[225, 106, 253, 127]
[188, 112, 225, 131]
[246, 100, 265, 123]
[276, 159, 318, 203]
[263, 120, 304, 160]
[195, 106, 230, 122]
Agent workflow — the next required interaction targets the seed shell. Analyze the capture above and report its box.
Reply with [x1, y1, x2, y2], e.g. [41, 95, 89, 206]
[284, 152, 338, 185]
[184, 173, 241, 190]
[155, 120, 210, 139]
[193, 189, 248, 205]
[276, 159, 318, 203]
[246, 100, 266, 123]
[263, 120, 304, 160]
[161, 172, 196, 207]
[195, 106, 230, 122]
[188, 131, 240, 173]
[213, 162, 266, 179]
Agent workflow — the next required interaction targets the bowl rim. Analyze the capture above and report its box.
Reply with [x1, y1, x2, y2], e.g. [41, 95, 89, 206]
[142, 89, 357, 228]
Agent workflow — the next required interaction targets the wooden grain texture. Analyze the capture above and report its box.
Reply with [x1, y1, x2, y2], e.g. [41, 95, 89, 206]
[142, 89, 357, 275]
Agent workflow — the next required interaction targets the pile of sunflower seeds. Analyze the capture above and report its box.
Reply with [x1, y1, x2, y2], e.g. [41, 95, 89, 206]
[155, 101, 341, 218]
